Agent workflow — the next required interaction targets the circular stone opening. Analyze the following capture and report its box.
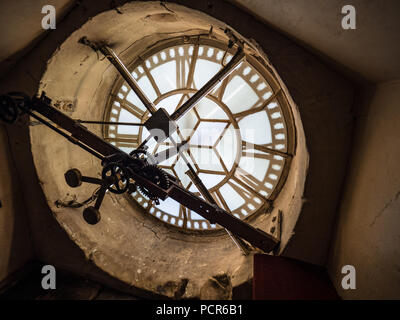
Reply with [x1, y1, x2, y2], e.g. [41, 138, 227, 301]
[30, 1, 308, 298]
[105, 38, 292, 232]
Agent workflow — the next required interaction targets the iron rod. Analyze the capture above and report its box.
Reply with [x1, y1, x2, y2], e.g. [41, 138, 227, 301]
[26, 110, 105, 161]
[170, 136, 251, 255]
[99, 46, 157, 115]
[170, 46, 245, 121]
[77, 120, 144, 126]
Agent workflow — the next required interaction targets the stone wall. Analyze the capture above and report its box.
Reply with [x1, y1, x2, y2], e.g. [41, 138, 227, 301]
[328, 80, 400, 299]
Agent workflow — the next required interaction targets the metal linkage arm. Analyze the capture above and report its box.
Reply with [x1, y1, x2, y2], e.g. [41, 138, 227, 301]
[166, 180, 279, 253]
[185, 166, 252, 255]
[79, 37, 157, 115]
[30, 93, 121, 158]
[170, 46, 245, 121]
[3, 92, 279, 253]
[126, 167, 278, 253]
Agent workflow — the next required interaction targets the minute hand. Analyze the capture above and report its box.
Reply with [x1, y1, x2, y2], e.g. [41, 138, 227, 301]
[170, 46, 245, 121]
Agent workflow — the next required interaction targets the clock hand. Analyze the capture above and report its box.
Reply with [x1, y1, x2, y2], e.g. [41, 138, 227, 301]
[80, 38, 177, 149]
[170, 45, 245, 122]
[183, 158, 251, 255]
[185, 165, 252, 255]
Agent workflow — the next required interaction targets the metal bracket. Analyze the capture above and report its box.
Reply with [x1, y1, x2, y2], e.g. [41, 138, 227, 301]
[144, 108, 177, 141]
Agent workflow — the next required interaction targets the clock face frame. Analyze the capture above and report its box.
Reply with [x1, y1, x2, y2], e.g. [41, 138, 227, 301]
[103, 36, 295, 233]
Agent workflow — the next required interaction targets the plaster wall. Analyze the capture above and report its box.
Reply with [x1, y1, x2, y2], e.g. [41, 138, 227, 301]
[0, 124, 33, 287]
[232, 0, 400, 83]
[328, 80, 400, 299]
[0, 0, 74, 75]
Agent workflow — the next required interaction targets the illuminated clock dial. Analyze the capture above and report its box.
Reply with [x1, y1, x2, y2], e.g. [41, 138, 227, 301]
[105, 37, 293, 231]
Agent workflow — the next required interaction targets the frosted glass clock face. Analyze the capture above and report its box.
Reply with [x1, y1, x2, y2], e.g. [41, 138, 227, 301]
[105, 38, 291, 231]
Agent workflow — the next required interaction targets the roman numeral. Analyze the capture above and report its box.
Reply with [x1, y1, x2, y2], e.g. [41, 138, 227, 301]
[241, 140, 291, 158]
[233, 89, 282, 119]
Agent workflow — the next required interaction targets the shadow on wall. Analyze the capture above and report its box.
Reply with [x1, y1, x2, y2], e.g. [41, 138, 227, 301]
[0, 124, 33, 291]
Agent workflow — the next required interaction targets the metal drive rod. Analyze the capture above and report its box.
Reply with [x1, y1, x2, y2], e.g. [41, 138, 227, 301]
[98, 45, 157, 115]
[128, 168, 278, 252]
[167, 180, 278, 252]
[170, 46, 245, 121]
[77, 120, 144, 126]
[24, 109, 105, 161]
[81, 176, 103, 185]
[31, 94, 121, 157]
[168, 135, 251, 254]
[185, 164, 251, 255]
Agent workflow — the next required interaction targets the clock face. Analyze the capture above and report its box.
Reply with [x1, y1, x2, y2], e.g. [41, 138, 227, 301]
[104, 38, 293, 231]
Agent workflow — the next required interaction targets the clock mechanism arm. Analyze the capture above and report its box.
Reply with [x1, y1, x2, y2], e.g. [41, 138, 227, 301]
[164, 134, 252, 255]
[79, 37, 157, 116]
[0, 92, 279, 253]
[169, 44, 245, 122]
[79, 35, 245, 149]
[185, 163, 252, 255]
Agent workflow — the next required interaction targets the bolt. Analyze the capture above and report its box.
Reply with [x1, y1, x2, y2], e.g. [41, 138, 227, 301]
[270, 226, 275, 233]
